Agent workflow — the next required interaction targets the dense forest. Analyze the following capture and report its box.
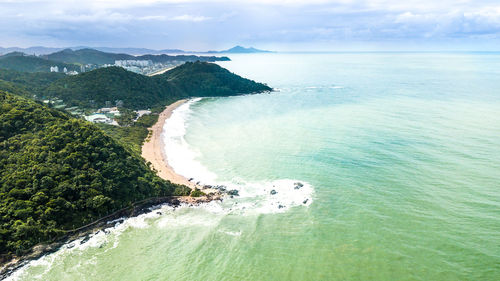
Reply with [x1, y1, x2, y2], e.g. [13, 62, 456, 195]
[44, 62, 272, 109]
[0, 54, 79, 73]
[158, 61, 272, 97]
[0, 91, 189, 258]
[45, 48, 229, 65]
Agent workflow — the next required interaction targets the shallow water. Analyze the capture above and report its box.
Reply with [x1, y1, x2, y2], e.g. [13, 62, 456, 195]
[11, 53, 500, 280]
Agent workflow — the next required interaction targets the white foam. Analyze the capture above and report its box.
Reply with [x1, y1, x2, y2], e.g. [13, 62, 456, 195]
[6, 204, 177, 281]
[162, 98, 315, 214]
[162, 98, 217, 184]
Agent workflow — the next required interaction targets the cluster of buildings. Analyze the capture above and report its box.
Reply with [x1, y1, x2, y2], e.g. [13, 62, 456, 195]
[49, 66, 78, 75]
[115, 60, 153, 67]
[114, 59, 180, 75]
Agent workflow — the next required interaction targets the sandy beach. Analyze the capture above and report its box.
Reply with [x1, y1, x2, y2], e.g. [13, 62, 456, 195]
[141, 99, 198, 189]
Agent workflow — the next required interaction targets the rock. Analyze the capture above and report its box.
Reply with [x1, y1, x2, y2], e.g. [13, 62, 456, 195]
[270, 189, 277, 195]
[278, 205, 284, 209]
[294, 182, 304, 189]
[203, 185, 212, 189]
[196, 181, 201, 185]
[227, 189, 239, 196]
[302, 199, 308, 204]
[80, 235, 90, 245]
[188, 178, 194, 182]
[156, 212, 162, 215]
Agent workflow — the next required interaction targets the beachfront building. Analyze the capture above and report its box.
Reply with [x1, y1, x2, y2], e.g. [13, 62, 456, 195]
[85, 114, 113, 124]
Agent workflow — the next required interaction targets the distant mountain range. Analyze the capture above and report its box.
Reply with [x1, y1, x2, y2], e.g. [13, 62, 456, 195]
[0, 48, 230, 72]
[0, 46, 273, 55]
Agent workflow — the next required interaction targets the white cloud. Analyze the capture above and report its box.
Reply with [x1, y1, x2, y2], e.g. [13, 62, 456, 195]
[170, 14, 211, 22]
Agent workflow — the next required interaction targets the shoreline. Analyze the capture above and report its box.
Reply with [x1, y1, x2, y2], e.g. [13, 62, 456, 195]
[141, 99, 221, 196]
[141, 99, 199, 189]
[0, 195, 216, 279]
[1, 99, 221, 278]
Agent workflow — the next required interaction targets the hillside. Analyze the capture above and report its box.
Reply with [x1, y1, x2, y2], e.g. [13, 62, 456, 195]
[44, 66, 175, 109]
[46, 48, 230, 65]
[0, 69, 65, 98]
[46, 48, 131, 65]
[0, 91, 188, 258]
[157, 61, 272, 97]
[0, 54, 79, 73]
[43, 62, 272, 109]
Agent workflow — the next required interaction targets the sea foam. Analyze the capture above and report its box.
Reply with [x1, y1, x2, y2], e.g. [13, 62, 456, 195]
[162, 98, 314, 214]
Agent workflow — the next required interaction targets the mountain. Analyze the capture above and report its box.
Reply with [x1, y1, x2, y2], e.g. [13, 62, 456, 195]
[44, 62, 271, 109]
[0, 46, 64, 56]
[91, 47, 186, 55]
[207, 45, 273, 54]
[0, 69, 64, 98]
[46, 48, 132, 65]
[0, 91, 189, 259]
[158, 61, 272, 98]
[0, 53, 79, 73]
[45, 48, 229, 65]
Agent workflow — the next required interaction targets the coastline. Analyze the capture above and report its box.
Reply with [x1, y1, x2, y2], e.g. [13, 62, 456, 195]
[141, 99, 199, 189]
[1, 99, 220, 278]
[141, 99, 221, 197]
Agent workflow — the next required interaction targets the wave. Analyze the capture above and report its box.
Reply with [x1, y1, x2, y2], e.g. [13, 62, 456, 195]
[162, 98, 314, 214]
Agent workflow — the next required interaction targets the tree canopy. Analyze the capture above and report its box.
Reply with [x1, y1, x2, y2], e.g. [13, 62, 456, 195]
[0, 91, 188, 257]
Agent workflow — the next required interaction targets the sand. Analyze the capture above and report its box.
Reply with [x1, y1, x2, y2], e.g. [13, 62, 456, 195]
[141, 99, 198, 189]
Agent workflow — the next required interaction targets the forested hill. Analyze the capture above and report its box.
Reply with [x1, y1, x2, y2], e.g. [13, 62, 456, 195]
[0, 54, 79, 73]
[157, 61, 272, 97]
[0, 91, 188, 258]
[44, 62, 272, 109]
[45, 48, 230, 65]
[44, 66, 171, 109]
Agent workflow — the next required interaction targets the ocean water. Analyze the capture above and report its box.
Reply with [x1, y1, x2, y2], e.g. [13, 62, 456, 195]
[10, 53, 500, 280]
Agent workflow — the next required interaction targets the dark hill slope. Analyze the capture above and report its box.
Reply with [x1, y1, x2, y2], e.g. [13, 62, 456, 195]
[0, 69, 65, 98]
[46, 48, 229, 65]
[44, 62, 272, 109]
[0, 91, 187, 257]
[44, 66, 175, 109]
[0, 55, 79, 73]
[46, 48, 132, 65]
[157, 61, 272, 98]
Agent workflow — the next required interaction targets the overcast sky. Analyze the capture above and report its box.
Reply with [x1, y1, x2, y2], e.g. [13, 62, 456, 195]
[1, 0, 500, 51]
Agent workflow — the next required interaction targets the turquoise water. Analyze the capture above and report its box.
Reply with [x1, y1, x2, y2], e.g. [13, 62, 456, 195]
[11, 53, 500, 280]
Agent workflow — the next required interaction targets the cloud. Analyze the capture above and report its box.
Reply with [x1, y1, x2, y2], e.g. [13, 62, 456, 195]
[170, 14, 211, 22]
[0, 0, 499, 49]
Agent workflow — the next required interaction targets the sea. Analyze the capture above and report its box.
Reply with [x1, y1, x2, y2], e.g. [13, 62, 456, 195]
[9, 52, 500, 280]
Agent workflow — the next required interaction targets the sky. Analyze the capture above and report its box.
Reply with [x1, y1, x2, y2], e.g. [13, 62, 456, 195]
[1, 0, 500, 51]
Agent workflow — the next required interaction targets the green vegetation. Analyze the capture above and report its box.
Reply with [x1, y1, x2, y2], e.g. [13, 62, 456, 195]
[0, 53, 79, 73]
[0, 91, 188, 258]
[44, 62, 272, 109]
[115, 108, 138, 127]
[96, 113, 159, 155]
[190, 189, 206, 197]
[0, 69, 64, 97]
[158, 61, 272, 98]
